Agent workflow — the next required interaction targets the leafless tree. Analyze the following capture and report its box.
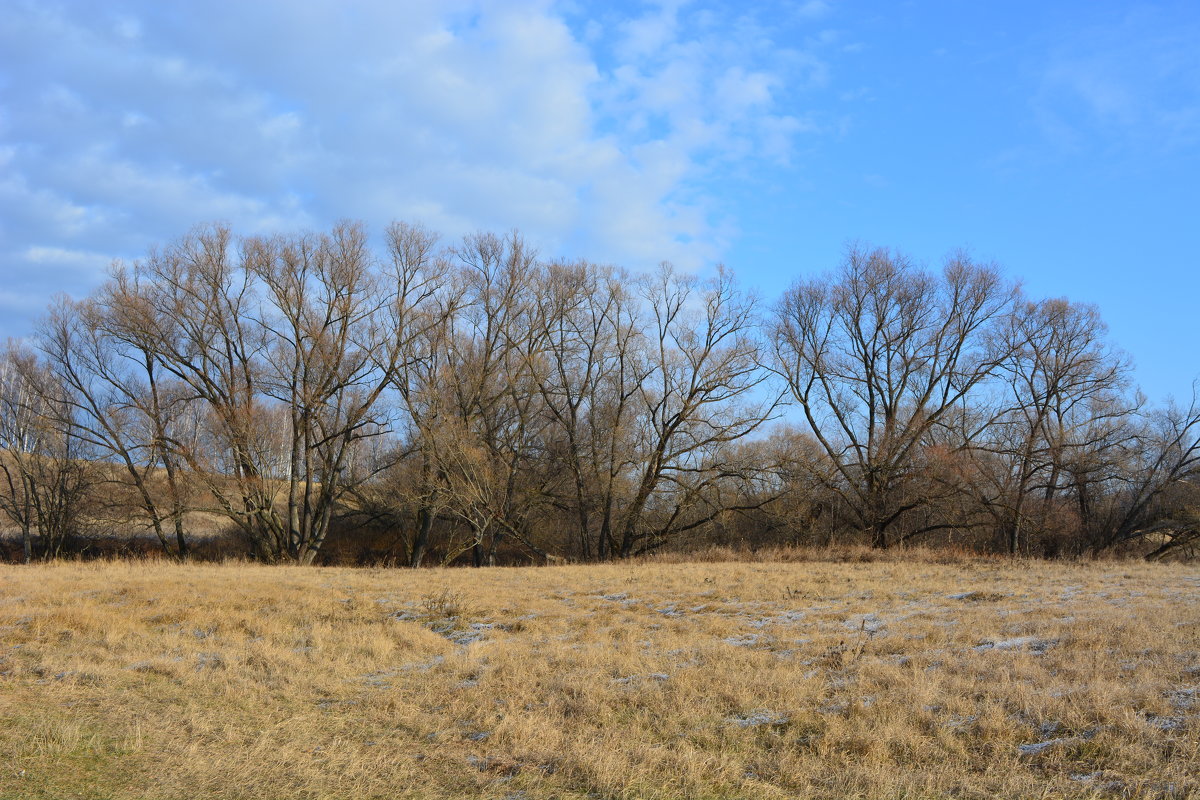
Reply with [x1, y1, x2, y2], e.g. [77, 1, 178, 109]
[771, 245, 1018, 548]
[962, 298, 1135, 553]
[1068, 395, 1200, 556]
[0, 343, 97, 560]
[247, 221, 414, 563]
[112, 225, 282, 556]
[608, 265, 776, 557]
[374, 221, 457, 567]
[432, 231, 558, 565]
[37, 294, 194, 558]
[99, 223, 422, 562]
[12, 218, 1199, 566]
[527, 260, 645, 559]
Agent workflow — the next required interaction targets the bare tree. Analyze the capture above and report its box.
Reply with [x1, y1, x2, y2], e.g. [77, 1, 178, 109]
[111, 225, 283, 556]
[0, 343, 97, 560]
[1068, 396, 1200, 556]
[1123, 397, 1200, 560]
[103, 222, 424, 563]
[962, 298, 1135, 553]
[527, 261, 646, 559]
[771, 245, 1017, 548]
[433, 231, 556, 565]
[19, 218, 1198, 566]
[0, 343, 42, 562]
[376, 222, 457, 567]
[248, 221, 414, 563]
[609, 265, 775, 557]
[37, 294, 194, 558]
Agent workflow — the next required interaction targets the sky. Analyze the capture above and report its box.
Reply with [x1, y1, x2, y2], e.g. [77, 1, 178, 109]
[1, 0, 1198, 402]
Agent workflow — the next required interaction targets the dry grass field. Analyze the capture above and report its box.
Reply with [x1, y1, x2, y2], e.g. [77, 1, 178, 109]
[0, 555, 1198, 800]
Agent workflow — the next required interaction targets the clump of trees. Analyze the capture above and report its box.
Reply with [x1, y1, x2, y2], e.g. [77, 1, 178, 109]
[2, 223, 1198, 564]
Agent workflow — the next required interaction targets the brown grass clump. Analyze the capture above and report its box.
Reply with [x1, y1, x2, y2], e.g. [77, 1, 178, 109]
[1, 558, 1198, 799]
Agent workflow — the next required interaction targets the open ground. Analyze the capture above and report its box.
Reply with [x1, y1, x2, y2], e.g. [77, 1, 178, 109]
[1, 555, 1198, 799]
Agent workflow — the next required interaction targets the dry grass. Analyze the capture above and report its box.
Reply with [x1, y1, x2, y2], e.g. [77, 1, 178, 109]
[0, 557, 1198, 799]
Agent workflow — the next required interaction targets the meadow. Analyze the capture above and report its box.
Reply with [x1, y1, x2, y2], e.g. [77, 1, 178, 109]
[0, 554, 1197, 799]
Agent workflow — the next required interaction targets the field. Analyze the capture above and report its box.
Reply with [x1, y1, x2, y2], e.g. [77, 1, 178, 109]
[0, 556, 1198, 800]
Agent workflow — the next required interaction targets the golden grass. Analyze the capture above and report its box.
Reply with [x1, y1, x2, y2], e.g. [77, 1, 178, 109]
[0, 557, 1197, 799]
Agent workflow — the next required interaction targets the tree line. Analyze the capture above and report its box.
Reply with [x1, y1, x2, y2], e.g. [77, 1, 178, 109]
[2, 222, 1198, 564]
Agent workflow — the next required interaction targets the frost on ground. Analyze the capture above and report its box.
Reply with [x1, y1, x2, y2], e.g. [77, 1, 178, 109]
[1168, 687, 1198, 709]
[975, 636, 1058, 654]
[1017, 731, 1093, 756]
[613, 672, 670, 686]
[723, 633, 764, 647]
[433, 621, 504, 646]
[727, 710, 789, 728]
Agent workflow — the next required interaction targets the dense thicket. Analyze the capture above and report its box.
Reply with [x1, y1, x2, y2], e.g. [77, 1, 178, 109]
[3, 222, 1199, 564]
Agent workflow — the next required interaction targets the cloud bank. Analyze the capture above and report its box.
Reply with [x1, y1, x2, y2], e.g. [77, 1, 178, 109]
[0, 0, 830, 333]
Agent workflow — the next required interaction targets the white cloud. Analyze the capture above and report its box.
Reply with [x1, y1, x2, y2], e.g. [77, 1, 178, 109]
[1034, 10, 1200, 155]
[23, 245, 110, 269]
[0, 0, 833, 334]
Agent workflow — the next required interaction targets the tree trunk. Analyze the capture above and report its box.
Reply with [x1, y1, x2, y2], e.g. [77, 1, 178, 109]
[410, 505, 434, 568]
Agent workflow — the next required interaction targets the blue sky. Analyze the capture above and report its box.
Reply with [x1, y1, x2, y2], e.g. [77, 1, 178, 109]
[1, 0, 1197, 401]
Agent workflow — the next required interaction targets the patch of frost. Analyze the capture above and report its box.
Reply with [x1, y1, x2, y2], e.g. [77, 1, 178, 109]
[1018, 736, 1075, 755]
[727, 710, 788, 728]
[975, 636, 1057, 654]
[724, 633, 763, 647]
